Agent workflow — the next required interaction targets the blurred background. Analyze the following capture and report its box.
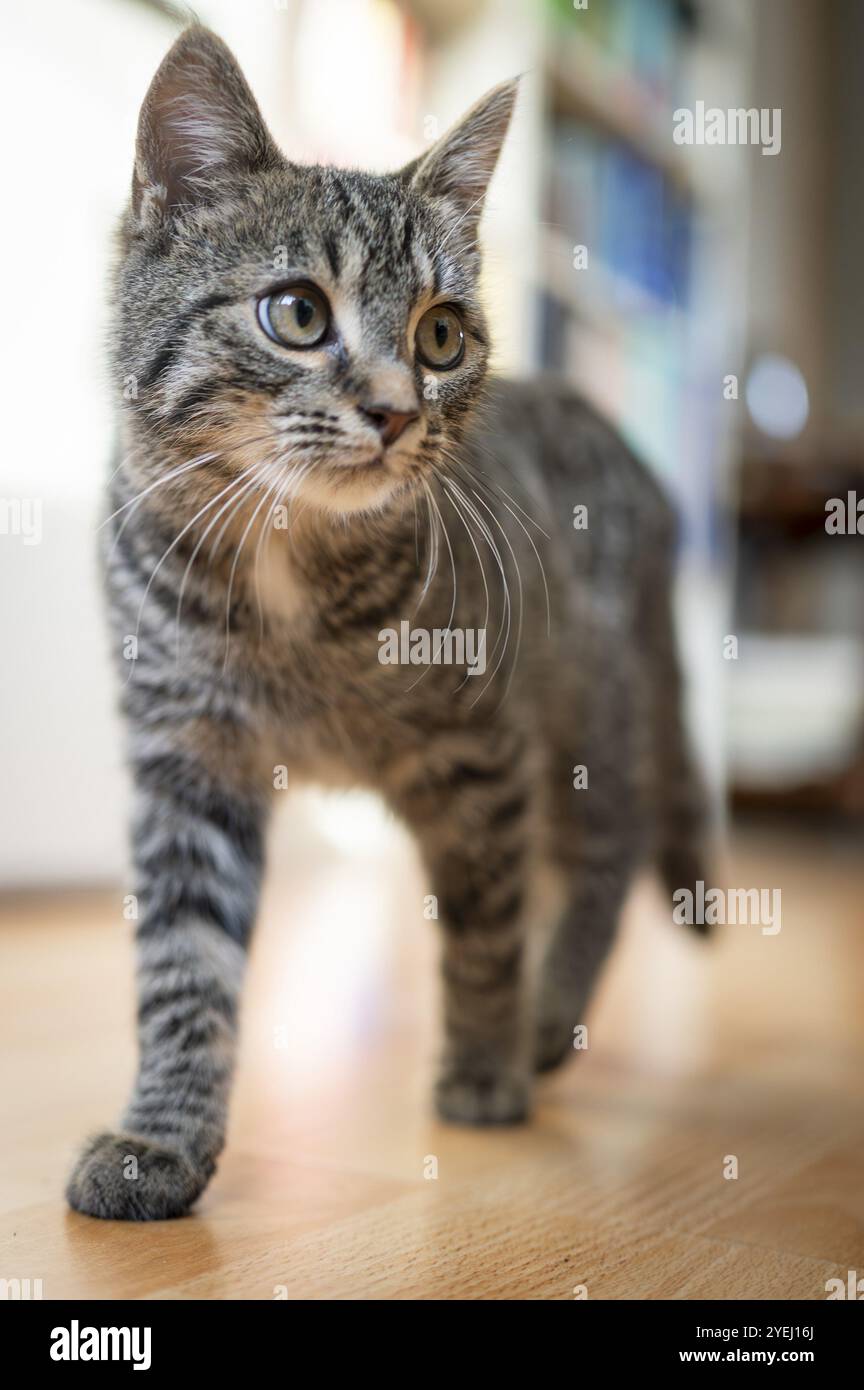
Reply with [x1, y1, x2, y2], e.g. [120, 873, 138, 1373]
[1, 0, 862, 883]
[0, 0, 861, 1299]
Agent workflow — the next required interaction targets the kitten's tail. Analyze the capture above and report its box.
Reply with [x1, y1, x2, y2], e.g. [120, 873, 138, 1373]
[654, 703, 714, 937]
[658, 825, 713, 939]
[641, 522, 714, 938]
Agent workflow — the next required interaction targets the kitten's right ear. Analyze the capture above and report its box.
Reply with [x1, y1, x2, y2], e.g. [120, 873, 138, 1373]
[132, 26, 282, 225]
[399, 78, 518, 241]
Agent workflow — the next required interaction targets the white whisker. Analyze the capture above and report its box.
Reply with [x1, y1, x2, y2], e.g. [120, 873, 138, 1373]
[468, 485, 524, 708]
[104, 452, 218, 559]
[415, 478, 440, 613]
[441, 484, 490, 693]
[173, 463, 262, 662]
[446, 450, 552, 641]
[127, 463, 261, 683]
[222, 473, 284, 671]
[406, 480, 457, 692]
[442, 476, 511, 703]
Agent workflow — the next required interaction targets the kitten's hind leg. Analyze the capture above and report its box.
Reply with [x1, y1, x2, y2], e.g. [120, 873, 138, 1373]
[533, 685, 639, 1073]
[533, 850, 632, 1073]
[390, 731, 534, 1125]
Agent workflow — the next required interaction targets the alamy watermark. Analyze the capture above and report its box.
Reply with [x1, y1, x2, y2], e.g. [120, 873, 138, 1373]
[672, 881, 781, 935]
[825, 492, 864, 534]
[826, 1270, 864, 1299]
[378, 621, 487, 676]
[0, 497, 42, 545]
[0, 1277, 43, 1299]
[673, 102, 781, 157]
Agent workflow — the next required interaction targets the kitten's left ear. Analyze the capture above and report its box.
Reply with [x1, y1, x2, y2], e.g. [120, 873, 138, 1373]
[400, 78, 518, 237]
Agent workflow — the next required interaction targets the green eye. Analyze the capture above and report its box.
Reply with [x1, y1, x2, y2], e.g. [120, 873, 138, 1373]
[415, 305, 465, 370]
[258, 284, 330, 348]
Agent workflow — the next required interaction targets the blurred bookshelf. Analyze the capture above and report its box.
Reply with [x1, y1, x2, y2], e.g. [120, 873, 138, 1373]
[544, 2, 698, 196]
[535, 0, 752, 563]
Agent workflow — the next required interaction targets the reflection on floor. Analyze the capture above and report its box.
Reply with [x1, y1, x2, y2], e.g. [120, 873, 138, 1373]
[0, 811, 861, 1300]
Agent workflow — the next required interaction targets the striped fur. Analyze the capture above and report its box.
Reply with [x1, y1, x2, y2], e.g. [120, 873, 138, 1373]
[67, 28, 709, 1220]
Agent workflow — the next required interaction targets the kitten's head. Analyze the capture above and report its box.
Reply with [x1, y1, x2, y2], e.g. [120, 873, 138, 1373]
[117, 26, 516, 518]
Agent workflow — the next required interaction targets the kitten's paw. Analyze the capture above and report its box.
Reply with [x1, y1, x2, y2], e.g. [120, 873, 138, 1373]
[435, 1068, 530, 1125]
[66, 1132, 211, 1221]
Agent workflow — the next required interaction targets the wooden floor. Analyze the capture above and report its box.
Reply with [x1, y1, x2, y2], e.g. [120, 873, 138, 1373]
[1, 806, 862, 1300]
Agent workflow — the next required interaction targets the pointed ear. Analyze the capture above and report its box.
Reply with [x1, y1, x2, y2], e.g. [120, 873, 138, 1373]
[401, 78, 518, 236]
[132, 26, 283, 223]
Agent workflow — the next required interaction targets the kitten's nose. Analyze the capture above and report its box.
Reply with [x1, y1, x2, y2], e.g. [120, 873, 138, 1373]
[357, 403, 419, 447]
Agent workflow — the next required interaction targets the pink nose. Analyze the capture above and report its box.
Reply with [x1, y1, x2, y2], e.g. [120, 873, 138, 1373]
[358, 404, 419, 447]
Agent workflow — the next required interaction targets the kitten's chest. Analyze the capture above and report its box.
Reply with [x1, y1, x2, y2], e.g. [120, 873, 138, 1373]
[255, 606, 477, 785]
[244, 527, 486, 771]
[252, 527, 423, 635]
[252, 538, 308, 627]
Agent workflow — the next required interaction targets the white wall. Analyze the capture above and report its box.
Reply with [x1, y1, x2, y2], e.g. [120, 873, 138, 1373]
[0, 0, 177, 885]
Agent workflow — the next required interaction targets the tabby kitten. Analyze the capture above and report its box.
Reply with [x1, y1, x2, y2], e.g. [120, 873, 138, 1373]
[67, 27, 708, 1220]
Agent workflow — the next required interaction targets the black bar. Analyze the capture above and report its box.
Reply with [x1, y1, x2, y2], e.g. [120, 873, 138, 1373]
[5, 1297, 859, 1372]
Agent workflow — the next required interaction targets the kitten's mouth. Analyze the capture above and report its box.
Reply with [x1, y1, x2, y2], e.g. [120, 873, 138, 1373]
[335, 443, 413, 476]
[282, 441, 419, 517]
[322, 449, 391, 491]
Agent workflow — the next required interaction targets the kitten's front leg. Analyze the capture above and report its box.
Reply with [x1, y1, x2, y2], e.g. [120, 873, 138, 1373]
[394, 741, 532, 1125]
[67, 718, 270, 1220]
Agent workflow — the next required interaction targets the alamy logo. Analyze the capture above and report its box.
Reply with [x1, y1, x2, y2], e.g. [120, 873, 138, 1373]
[672, 881, 781, 935]
[378, 621, 487, 676]
[673, 102, 781, 156]
[825, 1270, 864, 1299]
[50, 1320, 151, 1371]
